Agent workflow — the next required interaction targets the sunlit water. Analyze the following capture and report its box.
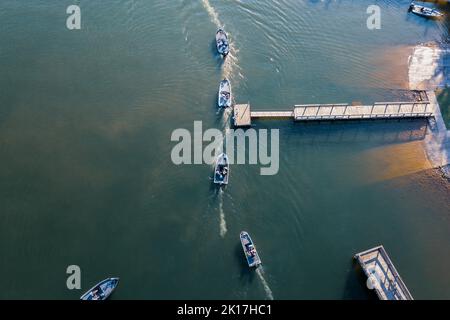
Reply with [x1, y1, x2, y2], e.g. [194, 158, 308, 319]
[0, 0, 449, 299]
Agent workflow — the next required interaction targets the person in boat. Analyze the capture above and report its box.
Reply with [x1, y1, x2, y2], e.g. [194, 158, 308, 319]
[92, 288, 101, 300]
[217, 166, 224, 180]
[247, 244, 255, 257]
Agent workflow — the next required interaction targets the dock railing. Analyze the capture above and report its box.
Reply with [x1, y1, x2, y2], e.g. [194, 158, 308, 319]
[354, 245, 413, 300]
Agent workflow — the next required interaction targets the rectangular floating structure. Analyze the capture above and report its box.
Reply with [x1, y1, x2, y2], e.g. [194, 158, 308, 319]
[294, 102, 432, 121]
[354, 245, 413, 300]
[233, 100, 433, 127]
[233, 103, 252, 127]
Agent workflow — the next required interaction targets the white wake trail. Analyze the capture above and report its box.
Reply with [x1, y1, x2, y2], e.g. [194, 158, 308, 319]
[201, 0, 242, 84]
[201, 0, 222, 27]
[218, 188, 227, 237]
[256, 267, 274, 300]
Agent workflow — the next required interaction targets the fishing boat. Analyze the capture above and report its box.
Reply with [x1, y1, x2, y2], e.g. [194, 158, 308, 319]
[80, 278, 119, 300]
[409, 3, 444, 19]
[218, 79, 232, 108]
[240, 231, 262, 268]
[213, 153, 229, 185]
[216, 28, 229, 56]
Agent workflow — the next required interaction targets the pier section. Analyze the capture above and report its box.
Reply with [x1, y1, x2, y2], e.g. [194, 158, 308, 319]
[354, 245, 413, 300]
[294, 102, 431, 121]
[233, 100, 432, 127]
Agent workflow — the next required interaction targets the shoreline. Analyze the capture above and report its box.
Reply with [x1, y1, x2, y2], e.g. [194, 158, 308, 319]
[423, 91, 450, 179]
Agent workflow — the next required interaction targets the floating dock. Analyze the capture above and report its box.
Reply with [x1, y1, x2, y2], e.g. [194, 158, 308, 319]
[354, 245, 413, 300]
[233, 104, 252, 127]
[233, 101, 432, 127]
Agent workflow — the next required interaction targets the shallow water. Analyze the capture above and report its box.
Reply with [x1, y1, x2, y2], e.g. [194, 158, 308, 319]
[0, 0, 449, 299]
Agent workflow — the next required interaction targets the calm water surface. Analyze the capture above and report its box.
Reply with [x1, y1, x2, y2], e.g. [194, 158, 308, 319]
[0, 0, 449, 299]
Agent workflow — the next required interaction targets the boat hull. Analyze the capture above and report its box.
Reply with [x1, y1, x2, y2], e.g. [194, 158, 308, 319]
[410, 4, 443, 18]
[214, 153, 229, 185]
[240, 231, 261, 268]
[216, 29, 230, 56]
[80, 278, 119, 300]
[218, 79, 232, 108]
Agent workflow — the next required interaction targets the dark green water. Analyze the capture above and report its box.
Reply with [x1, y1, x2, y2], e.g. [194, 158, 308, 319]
[0, 0, 449, 299]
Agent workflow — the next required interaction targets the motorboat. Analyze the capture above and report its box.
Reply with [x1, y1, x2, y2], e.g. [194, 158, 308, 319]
[213, 153, 229, 185]
[409, 3, 444, 19]
[80, 278, 119, 300]
[240, 231, 262, 268]
[218, 78, 232, 108]
[216, 28, 230, 56]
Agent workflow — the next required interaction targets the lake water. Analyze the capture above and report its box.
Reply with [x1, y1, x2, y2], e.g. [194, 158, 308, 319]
[0, 0, 449, 299]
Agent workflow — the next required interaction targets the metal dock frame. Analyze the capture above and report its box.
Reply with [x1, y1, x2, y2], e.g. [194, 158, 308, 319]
[354, 245, 413, 300]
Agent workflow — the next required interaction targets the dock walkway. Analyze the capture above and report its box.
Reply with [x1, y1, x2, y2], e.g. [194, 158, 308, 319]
[294, 102, 431, 121]
[233, 101, 433, 127]
[354, 245, 413, 300]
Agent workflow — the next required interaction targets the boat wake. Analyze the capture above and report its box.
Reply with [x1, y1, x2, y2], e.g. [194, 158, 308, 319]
[218, 188, 228, 238]
[222, 50, 241, 83]
[256, 267, 274, 300]
[201, 0, 222, 27]
[201, 0, 242, 84]
[217, 107, 232, 130]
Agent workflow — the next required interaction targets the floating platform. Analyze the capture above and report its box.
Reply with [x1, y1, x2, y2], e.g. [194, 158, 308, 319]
[233, 103, 251, 127]
[354, 245, 413, 300]
[233, 101, 433, 127]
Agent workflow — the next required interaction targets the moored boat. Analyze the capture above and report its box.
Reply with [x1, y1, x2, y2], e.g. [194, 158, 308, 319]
[218, 79, 232, 108]
[409, 3, 444, 19]
[80, 277, 119, 300]
[216, 28, 229, 56]
[240, 231, 261, 268]
[213, 153, 229, 185]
